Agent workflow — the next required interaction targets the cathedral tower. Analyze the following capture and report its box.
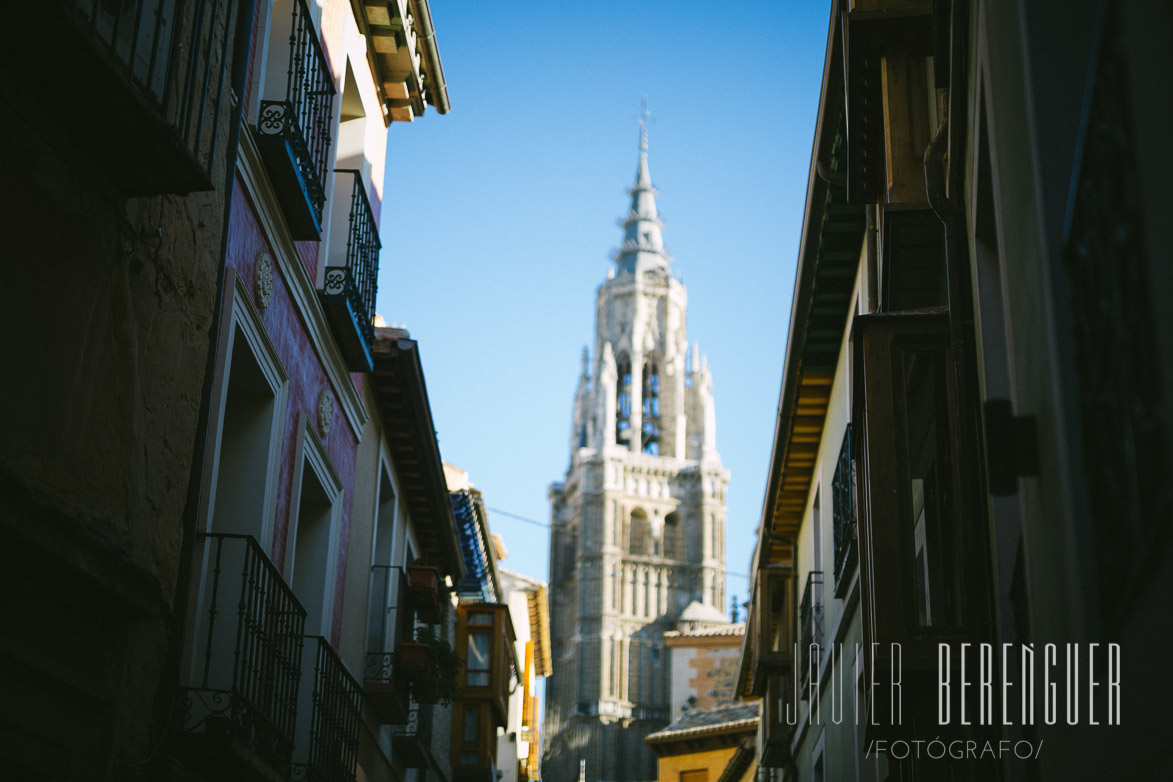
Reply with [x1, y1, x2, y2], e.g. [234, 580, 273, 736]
[543, 116, 729, 782]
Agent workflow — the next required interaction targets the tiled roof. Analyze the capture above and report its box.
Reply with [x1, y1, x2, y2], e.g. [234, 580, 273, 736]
[663, 622, 745, 639]
[645, 702, 759, 744]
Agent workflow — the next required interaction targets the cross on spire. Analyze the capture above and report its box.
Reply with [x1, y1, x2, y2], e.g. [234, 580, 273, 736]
[639, 96, 649, 152]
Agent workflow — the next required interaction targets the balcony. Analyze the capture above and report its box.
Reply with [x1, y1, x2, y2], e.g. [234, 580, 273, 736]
[7, 0, 241, 195]
[392, 704, 435, 768]
[256, 0, 335, 239]
[406, 564, 444, 623]
[179, 533, 306, 781]
[759, 674, 793, 767]
[293, 637, 362, 782]
[751, 565, 794, 695]
[364, 565, 410, 723]
[320, 170, 381, 372]
[832, 424, 858, 597]
[798, 571, 824, 699]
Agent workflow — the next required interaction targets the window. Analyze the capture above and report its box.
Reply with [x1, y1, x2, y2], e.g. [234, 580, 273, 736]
[207, 274, 287, 547]
[367, 467, 402, 654]
[903, 350, 956, 627]
[616, 354, 633, 445]
[832, 424, 858, 596]
[854, 311, 980, 651]
[663, 511, 682, 559]
[628, 508, 650, 556]
[288, 418, 344, 637]
[680, 770, 708, 782]
[466, 618, 492, 686]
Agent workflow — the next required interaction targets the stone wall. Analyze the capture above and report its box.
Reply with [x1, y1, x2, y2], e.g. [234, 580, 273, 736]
[0, 93, 231, 774]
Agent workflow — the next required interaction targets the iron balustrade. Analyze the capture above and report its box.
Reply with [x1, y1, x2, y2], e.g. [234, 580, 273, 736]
[798, 571, 824, 699]
[394, 704, 434, 745]
[392, 703, 435, 768]
[363, 651, 398, 686]
[258, 0, 335, 227]
[323, 169, 381, 350]
[182, 533, 306, 777]
[364, 565, 411, 723]
[293, 637, 363, 782]
[71, 0, 240, 190]
[832, 423, 858, 587]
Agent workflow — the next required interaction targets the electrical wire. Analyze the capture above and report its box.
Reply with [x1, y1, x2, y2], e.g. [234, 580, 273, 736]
[483, 505, 750, 581]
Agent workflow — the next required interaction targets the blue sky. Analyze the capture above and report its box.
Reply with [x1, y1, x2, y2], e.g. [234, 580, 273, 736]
[376, 1, 831, 610]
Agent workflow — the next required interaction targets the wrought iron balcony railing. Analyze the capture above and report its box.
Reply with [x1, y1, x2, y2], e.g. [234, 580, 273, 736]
[392, 703, 435, 768]
[832, 423, 858, 595]
[293, 637, 362, 782]
[257, 0, 335, 238]
[798, 570, 824, 699]
[364, 565, 411, 723]
[321, 169, 381, 371]
[14, 0, 242, 194]
[181, 533, 306, 778]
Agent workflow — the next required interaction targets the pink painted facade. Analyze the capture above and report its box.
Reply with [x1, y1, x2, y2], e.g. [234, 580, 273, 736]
[226, 176, 359, 646]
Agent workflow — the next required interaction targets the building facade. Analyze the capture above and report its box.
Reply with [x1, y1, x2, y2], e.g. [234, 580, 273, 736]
[738, 1, 1173, 781]
[665, 621, 745, 715]
[1, 2, 259, 778]
[544, 122, 729, 782]
[645, 703, 759, 782]
[496, 568, 552, 782]
[1, 1, 485, 781]
[175, 1, 469, 780]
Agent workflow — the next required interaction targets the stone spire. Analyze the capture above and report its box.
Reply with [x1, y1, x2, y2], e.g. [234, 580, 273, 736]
[614, 104, 669, 275]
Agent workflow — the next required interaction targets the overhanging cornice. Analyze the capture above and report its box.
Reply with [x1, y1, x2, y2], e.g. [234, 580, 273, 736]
[754, 0, 866, 572]
[371, 332, 464, 577]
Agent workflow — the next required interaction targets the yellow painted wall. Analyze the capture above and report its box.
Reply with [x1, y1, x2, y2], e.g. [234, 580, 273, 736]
[656, 746, 738, 782]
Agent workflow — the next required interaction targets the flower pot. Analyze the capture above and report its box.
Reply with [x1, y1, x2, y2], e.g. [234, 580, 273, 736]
[407, 565, 443, 623]
[407, 564, 439, 592]
[398, 642, 431, 680]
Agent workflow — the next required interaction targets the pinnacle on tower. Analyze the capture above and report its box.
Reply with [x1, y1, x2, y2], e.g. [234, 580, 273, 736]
[614, 102, 669, 274]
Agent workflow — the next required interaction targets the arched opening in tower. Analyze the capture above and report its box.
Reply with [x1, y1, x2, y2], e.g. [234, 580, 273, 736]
[616, 354, 633, 445]
[642, 357, 660, 455]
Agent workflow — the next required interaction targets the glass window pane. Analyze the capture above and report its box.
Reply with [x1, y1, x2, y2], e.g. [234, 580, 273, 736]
[901, 350, 957, 627]
[463, 706, 478, 742]
[467, 630, 491, 686]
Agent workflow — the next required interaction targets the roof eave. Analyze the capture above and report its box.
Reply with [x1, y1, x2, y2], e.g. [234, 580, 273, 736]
[753, 0, 861, 573]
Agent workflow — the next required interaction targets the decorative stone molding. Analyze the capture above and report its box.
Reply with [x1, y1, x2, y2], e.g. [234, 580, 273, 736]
[317, 389, 333, 438]
[236, 131, 369, 439]
[254, 251, 274, 309]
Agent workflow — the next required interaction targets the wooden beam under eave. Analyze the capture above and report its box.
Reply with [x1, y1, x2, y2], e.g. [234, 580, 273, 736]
[363, 2, 392, 25]
[792, 415, 825, 433]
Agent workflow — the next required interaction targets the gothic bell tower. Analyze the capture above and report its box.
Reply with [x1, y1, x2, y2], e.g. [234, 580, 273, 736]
[544, 113, 730, 782]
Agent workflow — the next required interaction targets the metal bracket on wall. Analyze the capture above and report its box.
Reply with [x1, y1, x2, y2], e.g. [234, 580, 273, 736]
[983, 399, 1040, 495]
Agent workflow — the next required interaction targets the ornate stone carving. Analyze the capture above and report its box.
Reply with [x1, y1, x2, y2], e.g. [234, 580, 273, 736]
[254, 251, 274, 310]
[317, 389, 333, 438]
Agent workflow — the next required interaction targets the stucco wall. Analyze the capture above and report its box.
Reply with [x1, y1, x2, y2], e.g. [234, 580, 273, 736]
[657, 746, 737, 782]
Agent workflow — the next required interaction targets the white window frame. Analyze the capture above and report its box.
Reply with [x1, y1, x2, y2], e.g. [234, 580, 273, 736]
[203, 270, 288, 551]
[286, 413, 344, 638]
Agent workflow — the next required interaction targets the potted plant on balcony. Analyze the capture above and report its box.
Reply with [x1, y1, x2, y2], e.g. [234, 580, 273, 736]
[406, 559, 444, 623]
[399, 626, 462, 705]
[398, 637, 431, 680]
